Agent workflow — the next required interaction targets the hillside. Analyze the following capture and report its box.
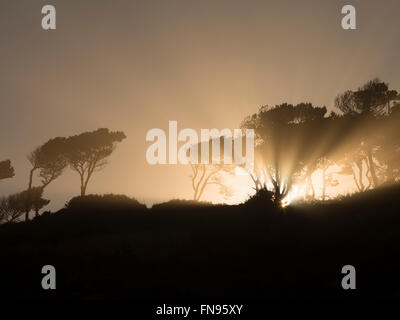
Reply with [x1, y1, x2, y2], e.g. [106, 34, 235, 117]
[1, 186, 400, 300]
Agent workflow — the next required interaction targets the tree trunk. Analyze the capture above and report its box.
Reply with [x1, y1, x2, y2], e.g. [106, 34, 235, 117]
[193, 185, 199, 201]
[25, 168, 36, 222]
[355, 161, 365, 191]
[79, 172, 87, 196]
[250, 173, 261, 191]
[306, 173, 314, 199]
[310, 178, 315, 198]
[322, 167, 326, 201]
[80, 185, 86, 196]
[386, 160, 395, 183]
[366, 148, 378, 188]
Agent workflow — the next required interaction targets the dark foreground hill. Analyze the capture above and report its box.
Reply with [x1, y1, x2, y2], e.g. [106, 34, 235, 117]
[1, 186, 400, 301]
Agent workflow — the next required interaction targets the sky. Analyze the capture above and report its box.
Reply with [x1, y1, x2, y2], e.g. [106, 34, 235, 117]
[1, 0, 400, 210]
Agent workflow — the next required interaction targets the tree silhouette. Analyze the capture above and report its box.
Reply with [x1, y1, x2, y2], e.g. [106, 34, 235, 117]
[0, 195, 23, 223]
[0, 187, 49, 223]
[318, 157, 338, 200]
[242, 103, 327, 202]
[0, 160, 15, 181]
[188, 137, 236, 201]
[29, 187, 51, 218]
[19, 187, 50, 219]
[375, 112, 400, 183]
[335, 79, 398, 115]
[190, 163, 234, 201]
[27, 137, 67, 189]
[26, 137, 67, 221]
[64, 128, 126, 196]
[335, 79, 399, 188]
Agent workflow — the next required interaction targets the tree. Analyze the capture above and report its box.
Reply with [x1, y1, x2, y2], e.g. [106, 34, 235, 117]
[26, 137, 67, 221]
[334, 79, 399, 188]
[335, 79, 397, 115]
[0, 195, 23, 223]
[20, 187, 50, 220]
[338, 152, 370, 193]
[64, 128, 126, 196]
[374, 107, 400, 183]
[334, 90, 358, 115]
[242, 103, 328, 202]
[190, 163, 234, 201]
[0, 187, 49, 223]
[28, 187, 51, 218]
[318, 157, 338, 200]
[187, 137, 235, 201]
[0, 160, 15, 181]
[27, 137, 67, 190]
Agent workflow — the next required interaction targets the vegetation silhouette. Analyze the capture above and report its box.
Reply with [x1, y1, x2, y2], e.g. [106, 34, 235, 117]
[240, 79, 400, 203]
[1, 78, 400, 300]
[0, 128, 126, 223]
[1, 185, 400, 299]
[63, 128, 126, 196]
[65, 194, 146, 212]
[0, 159, 14, 181]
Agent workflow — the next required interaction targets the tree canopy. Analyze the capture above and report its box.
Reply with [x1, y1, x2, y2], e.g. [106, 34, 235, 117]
[63, 128, 126, 196]
[0, 160, 15, 181]
[240, 79, 400, 203]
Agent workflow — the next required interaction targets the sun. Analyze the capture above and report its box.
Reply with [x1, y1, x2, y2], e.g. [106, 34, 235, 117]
[281, 185, 303, 207]
[281, 197, 291, 207]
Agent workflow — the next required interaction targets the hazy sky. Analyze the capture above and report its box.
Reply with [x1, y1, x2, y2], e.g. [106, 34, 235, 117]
[1, 0, 400, 209]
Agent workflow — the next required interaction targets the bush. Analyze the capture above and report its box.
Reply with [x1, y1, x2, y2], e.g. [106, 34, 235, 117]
[244, 187, 274, 208]
[151, 199, 216, 211]
[65, 194, 147, 212]
[0, 195, 24, 223]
